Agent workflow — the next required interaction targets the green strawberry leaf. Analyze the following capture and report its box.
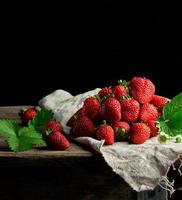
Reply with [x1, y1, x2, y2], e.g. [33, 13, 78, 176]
[0, 120, 19, 151]
[156, 118, 172, 136]
[29, 108, 54, 133]
[157, 93, 182, 141]
[0, 108, 54, 152]
[163, 92, 182, 120]
[18, 126, 45, 151]
[167, 111, 182, 134]
[156, 116, 164, 122]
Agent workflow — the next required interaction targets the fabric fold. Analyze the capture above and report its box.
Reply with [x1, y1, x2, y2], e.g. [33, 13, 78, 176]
[39, 89, 182, 192]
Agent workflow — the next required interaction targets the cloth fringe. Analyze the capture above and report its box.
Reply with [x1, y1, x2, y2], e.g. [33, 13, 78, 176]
[158, 154, 182, 198]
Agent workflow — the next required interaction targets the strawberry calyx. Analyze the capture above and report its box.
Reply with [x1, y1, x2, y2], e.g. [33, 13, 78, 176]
[19, 108, 28, 117]
[99, 93, 115, 103]
[97, 120, 106, 127]
[93, 94, 102, 103]
[45, 128, 53, 136]
[101, 120, 107, 125]
[96, 120, 108, 129]
[118, 79, 129, 87]
[115, 127, 129, 140]
[120, 95, 131, 101]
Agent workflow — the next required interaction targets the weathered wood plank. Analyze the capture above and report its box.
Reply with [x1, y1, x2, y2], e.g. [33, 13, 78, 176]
[0, 106, 137, 200]
[0, 106, 30, 122]
[0, 156, 136, 200]
[1, 106, 181, 200]
[0, 106, 95, 158]
[0, 142, 95, 158]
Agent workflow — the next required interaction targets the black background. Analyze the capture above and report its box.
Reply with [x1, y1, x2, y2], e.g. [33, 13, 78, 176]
[1, 1, 182, 105]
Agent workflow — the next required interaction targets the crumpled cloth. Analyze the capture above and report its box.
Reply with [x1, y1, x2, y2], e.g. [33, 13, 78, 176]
[39, 89, 182, 193]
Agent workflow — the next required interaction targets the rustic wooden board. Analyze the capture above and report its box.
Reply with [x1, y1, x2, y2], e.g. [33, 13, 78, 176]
[0, 106, 29, 122]
[0, 106, 137, 200]
[0, 106, 181, 200]
[0, 106, 94, 158]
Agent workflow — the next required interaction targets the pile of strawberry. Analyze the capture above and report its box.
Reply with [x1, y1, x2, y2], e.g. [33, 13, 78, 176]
[20, 108, 70, 150]
[67, 77, 169, 145]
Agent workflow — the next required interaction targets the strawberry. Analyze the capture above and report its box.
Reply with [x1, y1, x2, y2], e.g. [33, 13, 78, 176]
[113, 80, 128, 100]
[82, 97, 100, 120]
[150, 95, 169, 112]
[146, 120, 159, 137]
[120, 98, 140, 123]
[45, 119, 63, 132]
[46, 131, 70, 150]
[21, 108, 36, 123]
[130, 122, 151, 144]
[112, 121, 130, 141]
[96, 124, 114, 145]
[66, 108, 83, 127]
[130, 77, 155, 104]
[98, 87, 113, 98]
[100, 97, 121, 122]
[139, 103, 158, 121]
[72, 116, 96, 137]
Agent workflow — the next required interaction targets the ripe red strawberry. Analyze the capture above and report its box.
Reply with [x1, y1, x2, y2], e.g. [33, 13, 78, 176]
[130, 122, 151, 144]
[98, 87, 113, 98]
[120, 98, 140, 123]
[21, 108, 36, 123]
[150, 95, 169, 112]
[96, 124, 114, 145]
[113, 85, 128, 100]
[82, 97, 100, 120]
[100, 97, 121, 122]
[139, 103, 158, 121]
[130, 77, 155, 104]
[46, 131, 70, 150]
[45, 119, 63, 132]
[66, 108, 83, 127]
[112, 121, 130, 141]
[72, 116, 96, 137]
[146, 120, 159, 137]
[113, 80, 128, 100]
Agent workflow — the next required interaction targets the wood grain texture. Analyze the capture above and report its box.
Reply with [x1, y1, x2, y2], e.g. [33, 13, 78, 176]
[0, 106, 137, 200]
[1, 106, 182, 200]
[0, 106, 29, 122]
[0, 106, 94, 158]
[0, 157, 136, 200]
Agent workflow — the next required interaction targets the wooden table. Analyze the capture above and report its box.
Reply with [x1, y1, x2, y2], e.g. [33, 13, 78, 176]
[0, 106, 181, 200]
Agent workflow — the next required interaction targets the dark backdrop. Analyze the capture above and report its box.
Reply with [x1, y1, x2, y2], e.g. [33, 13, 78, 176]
[1, 1, 181, 105]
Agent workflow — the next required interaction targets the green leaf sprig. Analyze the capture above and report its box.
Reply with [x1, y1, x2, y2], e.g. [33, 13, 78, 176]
[157, 93, 182, 142]
[0, 108, 54, 152]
